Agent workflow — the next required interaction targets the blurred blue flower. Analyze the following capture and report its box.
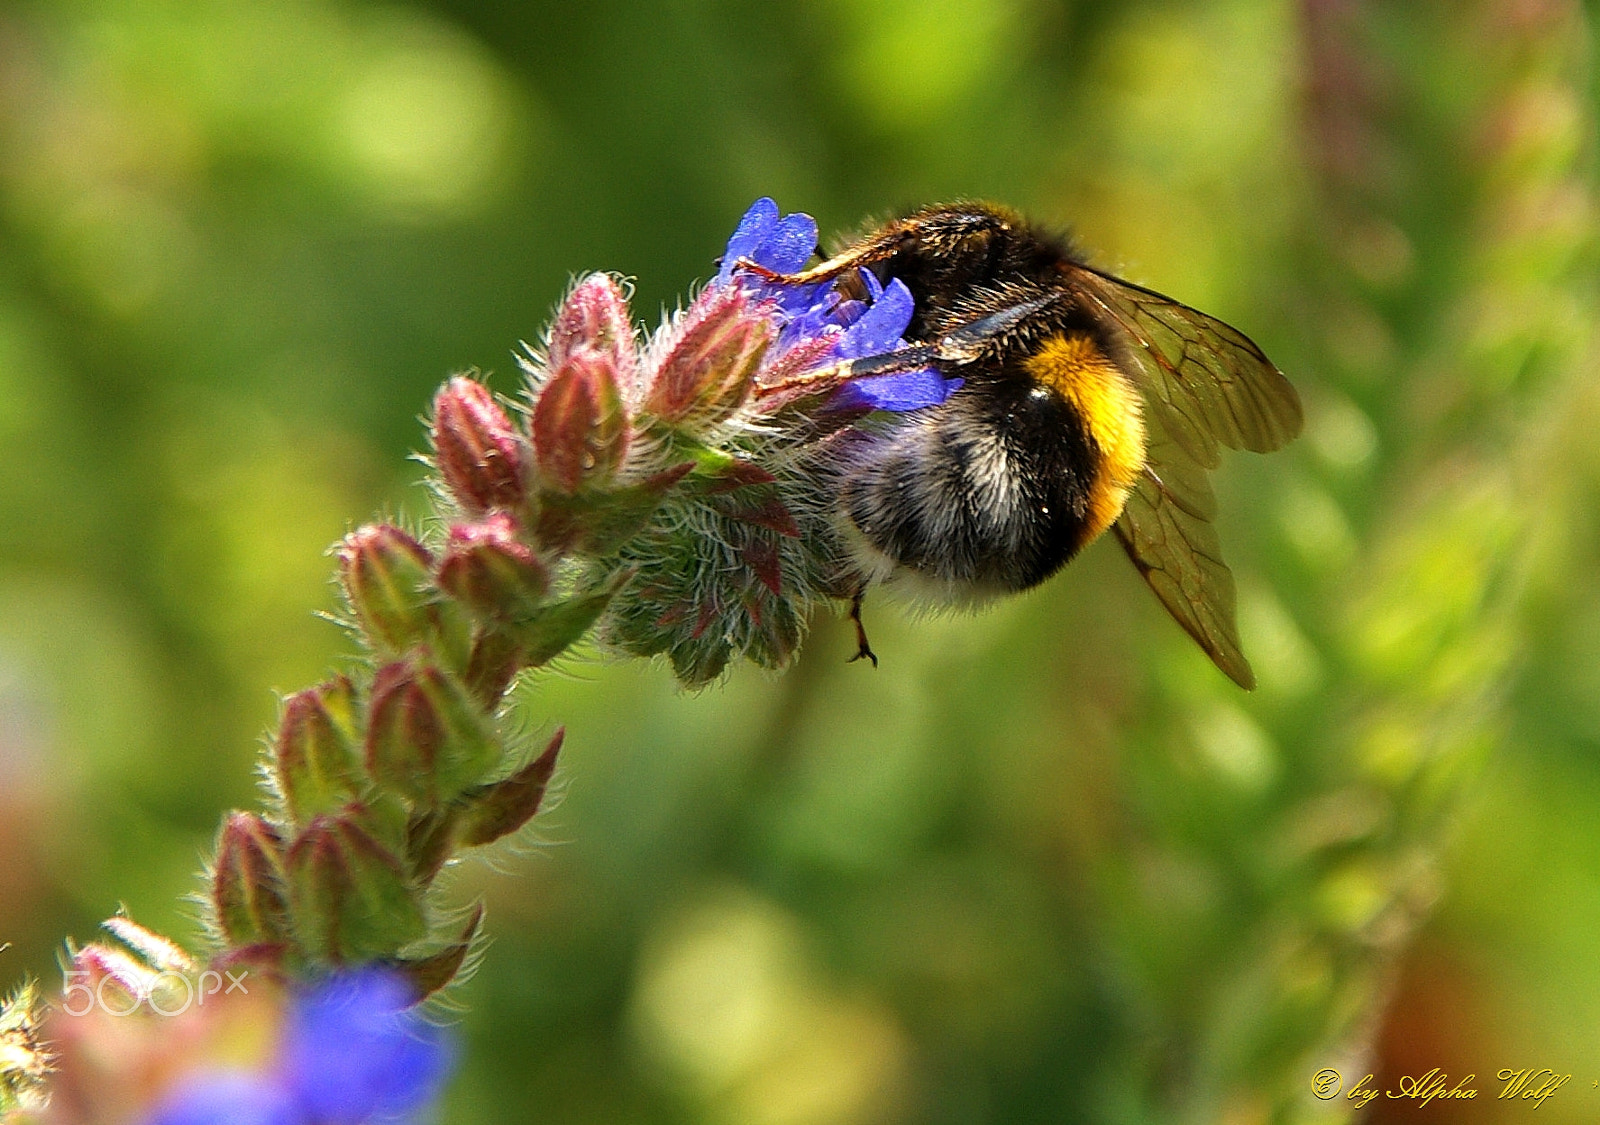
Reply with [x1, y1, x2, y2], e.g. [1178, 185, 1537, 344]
[717, 198, 960, 411]
[281, 969, 453, 1123]
[144, 969, 453, 1125]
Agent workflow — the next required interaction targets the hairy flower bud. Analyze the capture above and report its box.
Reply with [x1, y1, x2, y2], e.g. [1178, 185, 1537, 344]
[339, 526, 438, 655]
[531, 350, 629, 493]
[547, 273, 638, 396]
[394, 906, 483, 1000]
[68, 944, 159, 1012]
[286, 811, 427, 964]
[437, 514, 549, 622]
[432, 376, 530, 514]
[213, 812, 293, 949]
[275, 677, 361, 824]
[646, 286, 773, 426]
[365, 660, 499, 805]
[458, 728, 563, 847]
[100, 916, 196, 976]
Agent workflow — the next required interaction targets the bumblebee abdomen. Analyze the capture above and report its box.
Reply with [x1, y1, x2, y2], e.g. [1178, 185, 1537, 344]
[837, 378, 1098, 595]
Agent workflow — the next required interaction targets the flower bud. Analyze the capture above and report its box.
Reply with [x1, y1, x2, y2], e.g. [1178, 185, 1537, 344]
[531, 350, 629, 493]
[533, 461, 694, 556]
[365, 660, 499, 805]
[405, 805, 461, 883]
[213, 812, 293, 948]
[511, 571, 631, 666]
[69, 943, 160, 1012]
[646, 286, 773, 425]
[436, 514, 549, 622]
[458, 728, 563, 847]
[463, 628, 522, 708]
[275, 677, 361, 825]
[547, 273, 638, 396]
[100, 916, 196, 975]
[394, 905, 483, 1000]
[286, 811, 427, 963]
[338, 526, 437, 655]
[431, 376, 530, 514]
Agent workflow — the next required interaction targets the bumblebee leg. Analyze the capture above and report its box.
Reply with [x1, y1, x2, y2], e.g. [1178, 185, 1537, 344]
[847, 590, 878, 668]
[733, 225, 909, 285]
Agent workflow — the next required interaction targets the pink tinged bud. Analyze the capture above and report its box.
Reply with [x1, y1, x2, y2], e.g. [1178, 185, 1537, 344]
[100, 916, 196, 975]
[432, 376, 530, 514]
[365, 660, 499, 805]
[286, 812, 427, 963]
[512, 571, 631, 666]
[339, 526, 438, 655]
[547, 274, 638, 394]
[531, 350, 630, 493]
[394, 904, 483, 1000]
[646, 286, 774, 425]
[753, 334, 841, 409]
[70, 943, 161, 1010]
[534, 461, 695, 556]
[213, 812, 293, 948]
[463, 628, 523, 709]
[405, 805, 460, 883]
[459, 728, 563, 847]
[436, 514, 549, 621]
[275, 678, 361, 825]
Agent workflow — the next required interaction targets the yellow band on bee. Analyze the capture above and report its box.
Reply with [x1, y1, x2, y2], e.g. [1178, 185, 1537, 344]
[1023, 333, 1148, 547]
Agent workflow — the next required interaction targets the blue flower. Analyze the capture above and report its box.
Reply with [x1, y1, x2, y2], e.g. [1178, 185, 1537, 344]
[717, 198, 961, 412]
[143, 1073, 300, 1125]
[281, 969, 453, 1123]
[144, 969, 454, 1125]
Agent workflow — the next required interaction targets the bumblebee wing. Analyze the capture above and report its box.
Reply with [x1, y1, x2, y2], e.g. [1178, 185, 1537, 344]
[1067, 264, 1303, 469]
[1112, 412, 1255, 689]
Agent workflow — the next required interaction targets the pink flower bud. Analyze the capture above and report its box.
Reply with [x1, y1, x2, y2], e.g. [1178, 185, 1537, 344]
[286, 810, 426, 963]
[646, 286, 773, 425]
[275, 677, 361, 825]
[436, 513, 549, 621]
[99, 916, 196, 975]
[432, 376, 530, 514]
[365, 660, 499, 805]
[69, 943, 160, 1012]
[338, 525, 438, 655]
[547, 274, 638, 396]
[531, 350, 629, 493]
[213, 812, 293, 949]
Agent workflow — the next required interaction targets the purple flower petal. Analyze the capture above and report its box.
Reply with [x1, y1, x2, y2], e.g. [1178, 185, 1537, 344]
[716, 198, 780, 285]
[834, 369, 963, 412]
[716, 199, 958, 413]
[834, 278, 916, 360]
[760, 212, 820, 274]
[282, 969, 454, 1124]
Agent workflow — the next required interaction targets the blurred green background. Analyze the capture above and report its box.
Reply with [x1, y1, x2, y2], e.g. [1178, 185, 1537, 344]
[2, 0, 1599, 1121]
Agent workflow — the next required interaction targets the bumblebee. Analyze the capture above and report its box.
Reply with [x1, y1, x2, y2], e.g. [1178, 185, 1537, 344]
[742, 202, 1302, 689]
